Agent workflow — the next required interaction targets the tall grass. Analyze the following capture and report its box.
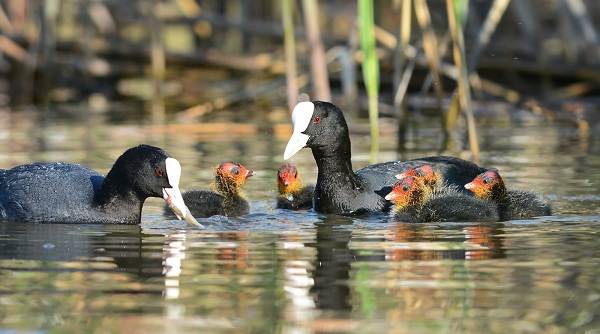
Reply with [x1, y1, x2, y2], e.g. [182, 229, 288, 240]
[281, 0, 298, 111]
[358, 0, 380, 163]
[446, 0, 480, 162]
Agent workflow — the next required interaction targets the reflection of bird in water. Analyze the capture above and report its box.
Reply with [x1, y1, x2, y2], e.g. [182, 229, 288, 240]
[163, 232, 188, 300]
[384, 223, 506, 262]
[309, 216, 354, 311]
[216, 232, 250, 271]
[464, 225, 506, 260]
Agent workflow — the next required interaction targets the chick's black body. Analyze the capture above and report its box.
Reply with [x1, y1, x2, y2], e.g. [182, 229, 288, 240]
[302, 102, 486, 215]
[392, 186, 499, 223]
[0, 145, 176, 224]
[181, 190, 249, 217]
[164, 162, 251, 218]
[497, 190, 551, 220]
[277, 184, 315, 210]
[466, 170, 552, 221]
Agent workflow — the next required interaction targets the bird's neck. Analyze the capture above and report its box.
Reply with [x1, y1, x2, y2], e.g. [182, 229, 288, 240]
[312, 144, 365, 204]
[280, 179, 304, 196]
[94, 172, 144, 223]
[214, 180, 242, 198]
[491, 184, 510, 214]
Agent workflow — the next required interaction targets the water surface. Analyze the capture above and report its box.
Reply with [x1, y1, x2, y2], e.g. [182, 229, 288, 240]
[0, 109, 599, 333]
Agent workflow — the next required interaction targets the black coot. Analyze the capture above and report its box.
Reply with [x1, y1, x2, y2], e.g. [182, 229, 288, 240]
[465, 170, 552, 220]
[386, 176, 499, 223]
[167, 162, 252, 218]
[0, 145, 193, 224]
[276, 163, 314, 210]
[283, 101, 486, 215]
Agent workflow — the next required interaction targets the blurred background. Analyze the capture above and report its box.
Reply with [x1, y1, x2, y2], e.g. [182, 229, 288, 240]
[0, 0, 598, 161]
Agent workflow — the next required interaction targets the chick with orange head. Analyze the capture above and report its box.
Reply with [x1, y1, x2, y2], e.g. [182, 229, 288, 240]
[386, 175, 499, 223]
[277, 163, 314, 210]
[165, 161, 252, 218]
[395, 164, 441, 190]
[465, 169, 551, 221]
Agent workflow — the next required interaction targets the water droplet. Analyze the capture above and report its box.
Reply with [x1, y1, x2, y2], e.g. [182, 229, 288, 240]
[43, 243, 55, 250]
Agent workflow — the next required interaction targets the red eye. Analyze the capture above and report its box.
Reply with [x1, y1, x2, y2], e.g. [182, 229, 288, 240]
[314, 116, 321, 124]
[154, 167, 164, 177]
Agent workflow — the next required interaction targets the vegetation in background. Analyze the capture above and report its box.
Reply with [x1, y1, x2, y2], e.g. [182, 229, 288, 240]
[358, 0, 380, 163]
[0, 0, 597, 157]
[281, 0, 298, 111]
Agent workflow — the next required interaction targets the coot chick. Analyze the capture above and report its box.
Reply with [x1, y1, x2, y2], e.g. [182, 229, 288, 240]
[0, 145, 194, 224]
[276, 163, 314, 210]
[395, 164, 441, 190]
[385, 176, 499, 223]
[465, 170, 552, 220]
[283, 101, 486, 214]
[169, 162, 252, 218]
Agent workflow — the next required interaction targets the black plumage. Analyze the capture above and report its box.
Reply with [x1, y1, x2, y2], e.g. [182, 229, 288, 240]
[465, 170, 551, 221]
[284, 101, 486, 215]
[0, 145, 182, 224]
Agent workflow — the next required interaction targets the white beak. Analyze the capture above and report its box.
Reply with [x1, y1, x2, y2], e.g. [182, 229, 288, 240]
[395, 173, 406, 180]
[162, 186, 187, 219]
[464, 182, 475, 190]
[283, 102, 314, 160]
[384, 191, 396, 201]
[163, 158, 202, 227]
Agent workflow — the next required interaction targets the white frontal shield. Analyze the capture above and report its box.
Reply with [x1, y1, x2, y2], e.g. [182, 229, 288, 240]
[283, 102, 314, 160]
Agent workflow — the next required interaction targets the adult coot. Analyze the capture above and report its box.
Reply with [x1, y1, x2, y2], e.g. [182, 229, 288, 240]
[276, 163, 314, 210]
[465, 169, 552, 220]
[168, 162, 252, 218]
[283, 101, 486, 214]
[386, 176, 499, 223]
[0, 145, 195, 224]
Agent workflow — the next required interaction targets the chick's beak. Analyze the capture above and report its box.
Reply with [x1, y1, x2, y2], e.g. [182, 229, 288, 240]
[464, 182, 475, 190]
[384, 191, 397, 201]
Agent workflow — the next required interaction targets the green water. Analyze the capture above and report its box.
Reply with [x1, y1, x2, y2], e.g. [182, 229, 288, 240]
[0, 109, 599, 333]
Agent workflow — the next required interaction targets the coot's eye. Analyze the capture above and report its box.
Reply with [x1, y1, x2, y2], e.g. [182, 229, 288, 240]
[231, 166, 240, 175]
[402, 184, 410, 192]
[314, 116, 321, 124]
[154, 167, 164, 177]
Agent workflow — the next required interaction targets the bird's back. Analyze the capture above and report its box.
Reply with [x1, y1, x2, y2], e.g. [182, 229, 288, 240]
[392, 186, 499, 223]
[179, 190, 226, 218]
[0, 163, 103, 223]
[357, 156, 485, 192]
[425, 187, 499, 222]
[504, 190, 552, 220]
